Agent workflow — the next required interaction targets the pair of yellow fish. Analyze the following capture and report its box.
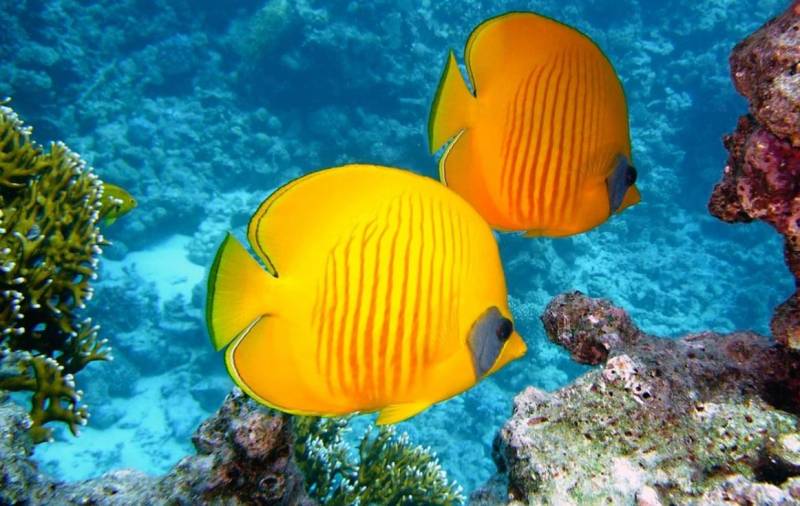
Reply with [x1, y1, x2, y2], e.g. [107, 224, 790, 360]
[206, 12, 640, 424]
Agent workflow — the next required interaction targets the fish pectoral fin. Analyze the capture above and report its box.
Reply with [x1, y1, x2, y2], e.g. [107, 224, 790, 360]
[376, 402, 430, 425]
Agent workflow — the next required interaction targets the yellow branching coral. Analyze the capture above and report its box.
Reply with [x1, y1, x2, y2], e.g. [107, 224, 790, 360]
[0, 101, 125, 443]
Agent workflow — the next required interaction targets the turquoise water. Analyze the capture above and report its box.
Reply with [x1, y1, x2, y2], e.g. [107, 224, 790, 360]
[1, 0, 792, 495]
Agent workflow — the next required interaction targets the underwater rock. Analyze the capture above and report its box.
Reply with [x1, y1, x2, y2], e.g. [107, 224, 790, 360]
[708, 1, 800, 349]
[476, 292, 800, 505]
[0, 390, 313, 505]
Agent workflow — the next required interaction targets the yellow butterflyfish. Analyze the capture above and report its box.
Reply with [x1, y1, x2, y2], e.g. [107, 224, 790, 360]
[428, 12, 641, 237]
[206, 164, 526, 424]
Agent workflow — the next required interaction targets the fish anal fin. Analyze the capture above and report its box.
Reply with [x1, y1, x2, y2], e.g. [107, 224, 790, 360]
[376, 402, 430, 425]
[226, 314, 347, 417]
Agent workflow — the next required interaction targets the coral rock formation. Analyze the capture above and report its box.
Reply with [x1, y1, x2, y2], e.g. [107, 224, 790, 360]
[0, 387, 463, 505]
[0, 103, 117, 442]
[708, 1, 800, 349]
[475, 292, 800, 505]
[0, 389, 313, 505]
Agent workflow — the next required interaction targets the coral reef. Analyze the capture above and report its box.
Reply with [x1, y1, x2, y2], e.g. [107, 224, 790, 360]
[0, 103, 121, 443]
[474, 291, 800, 505]
[1, 0, 792, 490]
[0, 389, 313, 505]
[708, 1, 800, 349]
[1, 387, 462, 504]
[294, 416, 464, 505]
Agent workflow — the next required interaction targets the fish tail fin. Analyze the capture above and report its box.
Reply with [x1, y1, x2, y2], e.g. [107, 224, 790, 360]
[428, 50, 477, 154]
[206, 233, 276, 351]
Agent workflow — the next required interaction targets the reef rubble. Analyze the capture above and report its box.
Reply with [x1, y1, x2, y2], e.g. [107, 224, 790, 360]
[0, 389, 313, 505]
[472, 291, 800, 505]
[708, 0, 800, 349]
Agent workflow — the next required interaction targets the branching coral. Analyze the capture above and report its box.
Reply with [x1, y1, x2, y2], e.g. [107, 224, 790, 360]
[0, 102, 122, 443]
[293, 416, 464, 505]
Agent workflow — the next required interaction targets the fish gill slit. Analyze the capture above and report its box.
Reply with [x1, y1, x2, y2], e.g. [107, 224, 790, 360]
[535, 51, 567, 226]
[526, 54, 562, 225]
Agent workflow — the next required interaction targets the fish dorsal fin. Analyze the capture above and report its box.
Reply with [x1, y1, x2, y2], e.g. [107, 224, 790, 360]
[376, 402, 430, 425]
[247, 167, 370, 279]
[246, 173, 320, 277]
[464, 12, 610, 96]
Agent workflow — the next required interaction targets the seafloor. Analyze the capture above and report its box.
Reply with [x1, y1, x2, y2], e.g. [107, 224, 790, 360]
[0, 0, 794, 498]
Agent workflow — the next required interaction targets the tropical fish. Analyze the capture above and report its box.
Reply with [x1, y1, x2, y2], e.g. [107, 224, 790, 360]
[206, 164, 526, 424]
[428, 12, 640, 237]
[99, 183, 136, 226]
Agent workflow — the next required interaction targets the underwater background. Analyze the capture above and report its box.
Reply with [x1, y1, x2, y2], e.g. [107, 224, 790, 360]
[0, 0, 793, 495]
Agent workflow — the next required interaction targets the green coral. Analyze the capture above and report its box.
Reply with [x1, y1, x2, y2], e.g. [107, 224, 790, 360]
[0, 102, 121, 443]
[235, 0, 298, 63]
[293, 416, 464, 505]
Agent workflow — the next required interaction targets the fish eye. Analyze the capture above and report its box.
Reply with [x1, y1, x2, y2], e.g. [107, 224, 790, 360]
[626, 166, 637, 186]
[496, 318, 513, 342]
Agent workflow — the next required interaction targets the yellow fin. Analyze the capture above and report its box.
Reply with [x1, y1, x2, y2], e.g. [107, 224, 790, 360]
[617, 185, 641, 213]
[376, 402, 430, 425]
[428, 50, 476, 154]
[206, 233, 276, 351]
[225, 314, 347, 417]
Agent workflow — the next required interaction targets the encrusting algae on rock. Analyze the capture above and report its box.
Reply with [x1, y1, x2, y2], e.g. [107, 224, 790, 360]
[0, 387, 464, 505]
[709, 1, 800, 350]
[0, 101, 132, 443]
[472, 292, 800, 505]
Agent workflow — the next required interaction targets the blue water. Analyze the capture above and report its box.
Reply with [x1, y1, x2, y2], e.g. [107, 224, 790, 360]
[1, 0, 792, 496]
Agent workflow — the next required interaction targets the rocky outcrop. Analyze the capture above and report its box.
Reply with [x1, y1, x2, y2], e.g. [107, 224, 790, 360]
[473, 292, 800, 505]
[0, 389, 314, 505]
[708, 1, 800, 349]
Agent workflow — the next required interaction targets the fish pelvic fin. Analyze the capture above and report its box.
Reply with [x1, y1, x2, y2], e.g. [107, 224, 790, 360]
[376, 401, 431, 425]
[206, 233, 276, 351]
[428, 50, 476, 154]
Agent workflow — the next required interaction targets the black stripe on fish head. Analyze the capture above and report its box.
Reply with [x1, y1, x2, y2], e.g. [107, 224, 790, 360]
[606, 154, 636, 214]
[468, 306, 514, 379]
